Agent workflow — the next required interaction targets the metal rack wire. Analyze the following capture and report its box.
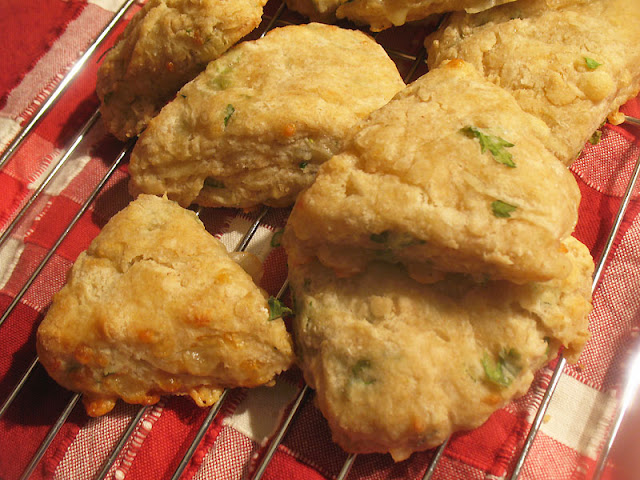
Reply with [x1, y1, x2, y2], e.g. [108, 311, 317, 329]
[1, 2, 639, 479]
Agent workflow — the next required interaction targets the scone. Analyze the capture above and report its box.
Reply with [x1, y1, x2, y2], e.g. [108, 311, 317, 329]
[128, 23, 405, 209]
[289, 236, 592, 461]
[284, 0, 345, 22]
[96, 0, 267, 141]
[284, 60, 580, 285]
[336, 0, 517, 32]
[426, 0, 640, 165]
[36, 195, 294, 417]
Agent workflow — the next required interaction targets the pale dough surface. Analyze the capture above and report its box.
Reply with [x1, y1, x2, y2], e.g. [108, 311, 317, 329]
[426, 0, 640, 165]
[97, 0, 267, 140]
[129, 23, 405, 209]
[290, 236, 592, 461]
[37, 195, 294, 416]
[284, 60, 580, 285]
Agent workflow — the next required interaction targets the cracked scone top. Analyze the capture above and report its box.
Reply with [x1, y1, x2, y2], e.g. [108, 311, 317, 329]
[284, 59, 580, 285]
[426, 0, 640, 165]
[36, 195, 294, 417]
[128, 22, 405, 209]
[289, 236, 592, 461]
[96, 0, 267, 141]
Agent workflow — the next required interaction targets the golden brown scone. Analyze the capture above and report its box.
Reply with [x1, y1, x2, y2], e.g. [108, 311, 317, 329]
[96, 0, 267, 141]
[290, 236, 592, 461]
[426, 0, 640, 165]
[36, 195, 294, 417]
[336, 0, 516, 32]
[284, 0, 345, 22]
[128, 23, 405, 209]
[284, 60, 580, 285]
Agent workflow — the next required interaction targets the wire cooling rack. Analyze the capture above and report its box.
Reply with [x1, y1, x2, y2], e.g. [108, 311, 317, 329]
[1, 1, 639, 479]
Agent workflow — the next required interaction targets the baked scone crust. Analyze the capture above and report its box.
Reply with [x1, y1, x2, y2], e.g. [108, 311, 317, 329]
[290, 236, 592, 461]
[336, 0, 517, 32]
[284, 0, 345, 22]
[284, 60, 580, 285]
[128, 23, 405, 209]
[96, 0, 267, 141]
[36, 195, 294, 416]
[426, 0, 640, 165]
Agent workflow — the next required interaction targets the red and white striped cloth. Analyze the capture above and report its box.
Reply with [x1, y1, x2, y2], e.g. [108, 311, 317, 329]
[1, 1, 639, 479]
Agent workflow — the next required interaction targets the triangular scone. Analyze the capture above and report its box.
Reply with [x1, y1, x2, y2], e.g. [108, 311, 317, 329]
[36, 195, 294, 417]
[128, 23, 405, 209]
[290, 236, 592, 461]
[336, 0, 517, 32]
[284, 60, 580, 284]
[426, 0, 640, 165]
[97, 0, 267, 141]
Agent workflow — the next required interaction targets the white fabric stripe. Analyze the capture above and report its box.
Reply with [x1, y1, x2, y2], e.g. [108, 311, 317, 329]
[0, 116, 21, 151]
[54, 403, 138, 480]
[88, 0, 131, 12]
[36, 123, 109, 196]
[0, 237, 25, 291]
[540, 374, 616, 459]
[218, 217, 275, 261]
[222, 378, 299, 445]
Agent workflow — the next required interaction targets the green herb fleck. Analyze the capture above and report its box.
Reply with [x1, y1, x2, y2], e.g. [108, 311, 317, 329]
[268, 297, 293, 321]
[351, 359, 376, 385]
[585, 57, 602, 70]
[299, 161, 309, 170]
[204, 178, 225, 188]
[482, 348, 521, 387]
[589, 129, 602, 145]
[491, 200, 517, 218]
[180, 94, 187, 99]
[211, 65, 233, 90]
[370, 231, 389, 244]
[270, 229, 284, 248]
[224, 104, 235, 127]
[460, 126, 516, 167]
[65, 362, 81, 374]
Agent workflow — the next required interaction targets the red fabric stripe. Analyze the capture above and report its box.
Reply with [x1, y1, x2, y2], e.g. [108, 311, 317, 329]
[573, 174, 640, 264]
[0, 294, 80, 480]
[0, 0, 87, 110]
[24, 196, 98, 262]
[0, 171, 28, 230]
[446, 409, 524, 477]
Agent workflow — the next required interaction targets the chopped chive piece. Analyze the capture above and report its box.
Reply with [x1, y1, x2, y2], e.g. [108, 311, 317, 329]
[268, 297, 293, 320]
[482, 348, 521, 387]
[299, 161, 309, 169]
[351, 359, 376, 384]
[370, 231, 389, 243]
[270, 229, 284, 248]
[204, 178, 225, 188]
[584, 57, 602, 70]
[589, 129, 602, 145]
[224, 104, 235, 127]
[460, 126, 516, 167]
[491, 200, 517, 218]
